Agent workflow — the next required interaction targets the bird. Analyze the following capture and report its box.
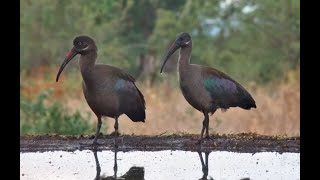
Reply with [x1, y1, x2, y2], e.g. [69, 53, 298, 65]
[93, 147, 145, 180]
[160, 32, 256, 142]
[56, 35, 146, 146]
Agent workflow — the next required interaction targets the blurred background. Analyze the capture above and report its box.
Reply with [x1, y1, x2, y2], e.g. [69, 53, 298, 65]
[20, 0, 300, 136]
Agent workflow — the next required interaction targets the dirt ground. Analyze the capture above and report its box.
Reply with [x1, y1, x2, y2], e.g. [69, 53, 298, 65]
[20, 133, 299, 153]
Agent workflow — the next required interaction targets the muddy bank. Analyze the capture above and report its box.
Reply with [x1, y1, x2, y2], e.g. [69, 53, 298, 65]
[20, 133, 299, 153]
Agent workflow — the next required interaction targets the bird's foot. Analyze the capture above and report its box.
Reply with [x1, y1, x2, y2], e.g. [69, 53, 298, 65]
[110, 131, 121, 136]
[204, 135, 213, 140]
[195, 136, 213, 145]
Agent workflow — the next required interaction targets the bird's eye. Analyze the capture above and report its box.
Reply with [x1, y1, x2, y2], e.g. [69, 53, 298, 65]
[177, 38, 183, 43]
[78, 42, 82, 46]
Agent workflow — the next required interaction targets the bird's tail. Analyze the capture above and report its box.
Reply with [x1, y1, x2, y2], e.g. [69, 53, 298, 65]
[126, 86, 146, 122]
[126, 108, 145, 122]
[239, 91, 256, 110]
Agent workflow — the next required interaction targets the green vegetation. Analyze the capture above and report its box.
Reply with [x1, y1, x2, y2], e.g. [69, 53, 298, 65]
[20, 90, 95, 135]
[20, 0, 300, 85]
[20, 0, 300, 135]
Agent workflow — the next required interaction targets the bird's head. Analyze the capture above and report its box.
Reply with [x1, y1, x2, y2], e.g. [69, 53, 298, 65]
[56, 36, 97, 82]
[72, 36, 97, 55]
[160, 32, 192, 73]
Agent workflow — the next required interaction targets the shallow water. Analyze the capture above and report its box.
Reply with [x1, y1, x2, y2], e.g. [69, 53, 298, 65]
[20, 150, 299, 180]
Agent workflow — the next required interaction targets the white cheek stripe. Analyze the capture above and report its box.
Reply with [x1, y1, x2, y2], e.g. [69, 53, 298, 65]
[82, 46, 89, 51]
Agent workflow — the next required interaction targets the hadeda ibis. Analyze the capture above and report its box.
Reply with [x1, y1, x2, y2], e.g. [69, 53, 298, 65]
[56, 36, 146, 146]
[160, 32, 256, 142]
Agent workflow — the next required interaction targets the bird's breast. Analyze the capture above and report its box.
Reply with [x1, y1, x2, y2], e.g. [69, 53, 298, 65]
[82, 79, 120, 117]
[179, 77, 212, 112]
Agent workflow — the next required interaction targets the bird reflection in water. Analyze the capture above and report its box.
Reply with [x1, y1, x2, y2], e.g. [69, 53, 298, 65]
[197, 151, 252, 180]
[198, 151, 213, 180]
[92, 147, 144, 180]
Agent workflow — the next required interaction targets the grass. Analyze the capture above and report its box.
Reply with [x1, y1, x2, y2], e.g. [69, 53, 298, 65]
[20, 89, 97, 135]
[20, 66, 300, 137]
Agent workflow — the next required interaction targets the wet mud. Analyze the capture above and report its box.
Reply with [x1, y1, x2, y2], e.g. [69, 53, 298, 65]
[20, 133, 299, 153]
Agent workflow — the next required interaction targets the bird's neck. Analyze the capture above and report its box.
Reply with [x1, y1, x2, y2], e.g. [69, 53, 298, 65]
[79, 51, 97, 83]
[178, 45, 192, 75]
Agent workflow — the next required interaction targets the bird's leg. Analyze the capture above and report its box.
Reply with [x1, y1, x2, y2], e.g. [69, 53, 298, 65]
[92, 116, 102, 144]
[113, 117, 119, 148]
[205, 110, 216, 140]
[114, 117, 119, 136]
[204, 113, 212, 140]
[197, 112, 213, 144]
[80, 116, 102, 148]
[201, 117, 207, 139]
[197, 115, 207, 144]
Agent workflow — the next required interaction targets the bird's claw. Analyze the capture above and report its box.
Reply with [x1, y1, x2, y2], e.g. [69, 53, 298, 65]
[195, 135, 213, 145]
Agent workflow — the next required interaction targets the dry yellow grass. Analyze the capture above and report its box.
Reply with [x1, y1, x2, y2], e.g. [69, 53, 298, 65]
[114, 81, 300, 137]
[20, 66, 300, 137]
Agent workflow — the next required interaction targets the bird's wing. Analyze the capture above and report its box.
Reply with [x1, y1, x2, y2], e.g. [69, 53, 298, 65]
[201, 66, 256, 109]
[113, 70, 146, 122]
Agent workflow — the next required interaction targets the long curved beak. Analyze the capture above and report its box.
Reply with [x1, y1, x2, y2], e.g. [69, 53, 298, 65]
[56, 47, 77, 82]
[160, 43, 180, 73]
